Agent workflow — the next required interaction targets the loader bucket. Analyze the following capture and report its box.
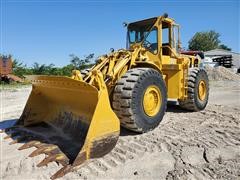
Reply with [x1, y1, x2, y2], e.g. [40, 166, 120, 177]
[8, 75, 120, 179]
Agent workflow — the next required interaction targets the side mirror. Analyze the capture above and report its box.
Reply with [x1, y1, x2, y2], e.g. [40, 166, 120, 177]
[163, 13, 168, 18]
[123, 22, 128, 27]
[110, 48, 114, 53]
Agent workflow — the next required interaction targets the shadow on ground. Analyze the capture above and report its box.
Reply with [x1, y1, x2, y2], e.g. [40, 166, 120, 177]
[120, 104, 191, 136]
[0, 119, 17, 130]
[120, 127, 139, 136]
[167, 103, 192, 113]
[0, 104, 192, 161]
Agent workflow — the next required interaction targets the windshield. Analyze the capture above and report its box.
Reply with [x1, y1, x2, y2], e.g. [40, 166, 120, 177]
[127, 18, 157, 46]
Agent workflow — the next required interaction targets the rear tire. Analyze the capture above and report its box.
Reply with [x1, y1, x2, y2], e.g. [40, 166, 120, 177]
[179, 68, 209, 111]
[112, 68, 167, 133]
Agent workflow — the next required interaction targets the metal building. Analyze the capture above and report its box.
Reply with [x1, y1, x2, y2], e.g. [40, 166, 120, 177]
[204, 49, 240, 70]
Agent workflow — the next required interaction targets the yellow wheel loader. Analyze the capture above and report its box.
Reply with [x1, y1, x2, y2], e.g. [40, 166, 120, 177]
[2, 14, 209, 179]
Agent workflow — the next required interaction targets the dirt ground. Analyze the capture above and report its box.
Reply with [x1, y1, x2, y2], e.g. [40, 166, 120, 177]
[0, 80, 239, 180]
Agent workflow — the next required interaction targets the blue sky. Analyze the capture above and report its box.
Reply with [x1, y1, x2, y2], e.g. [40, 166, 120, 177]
[1, 0, 240, 66]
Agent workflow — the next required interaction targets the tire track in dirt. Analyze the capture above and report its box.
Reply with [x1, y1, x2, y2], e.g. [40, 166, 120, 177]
[1, 88, 240, 179]
[68, 104, 240, 179]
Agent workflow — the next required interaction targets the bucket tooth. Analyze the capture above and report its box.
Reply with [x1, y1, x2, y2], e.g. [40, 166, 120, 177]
[37, 154, 68, 167]
[72, 151, 87, 167]
[55, 154, 69, 166]
[3, 134, 12, 139]
[18, 140, 41, 150]
[50, 165, 72, 180]
[29, 144, 50, 157]
[34, 141, 47, 148]
[43, 146, 59, 155]
[9, 139, 19, 145]
[51, 151, 86, 179]
[44, 145, 57, 151]
[35, 145, 59, 156]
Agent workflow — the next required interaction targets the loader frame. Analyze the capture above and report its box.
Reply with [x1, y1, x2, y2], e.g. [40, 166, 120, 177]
[72, 15, 200, 101]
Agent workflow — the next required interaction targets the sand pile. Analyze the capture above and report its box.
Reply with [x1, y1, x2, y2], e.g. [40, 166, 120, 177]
[205, 65, 240, 81]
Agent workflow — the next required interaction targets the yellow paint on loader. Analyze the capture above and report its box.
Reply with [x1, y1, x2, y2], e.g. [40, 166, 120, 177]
[15, 75, 120, 179]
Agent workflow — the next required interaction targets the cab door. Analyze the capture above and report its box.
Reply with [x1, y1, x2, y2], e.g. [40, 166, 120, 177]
[142, 27, 160, 67]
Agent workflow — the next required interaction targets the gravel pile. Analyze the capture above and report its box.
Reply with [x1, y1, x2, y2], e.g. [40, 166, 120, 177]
[205, 65, 240, 81]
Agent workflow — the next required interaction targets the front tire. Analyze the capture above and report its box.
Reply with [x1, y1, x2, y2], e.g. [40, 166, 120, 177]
[112, 68, 167, 133]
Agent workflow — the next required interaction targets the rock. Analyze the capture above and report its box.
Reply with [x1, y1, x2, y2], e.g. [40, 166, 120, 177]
[181, 146, 206, 166]
[133, 171, 138, 175]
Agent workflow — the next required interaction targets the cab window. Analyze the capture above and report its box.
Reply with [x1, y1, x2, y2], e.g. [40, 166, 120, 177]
[143, 28, 158, 54]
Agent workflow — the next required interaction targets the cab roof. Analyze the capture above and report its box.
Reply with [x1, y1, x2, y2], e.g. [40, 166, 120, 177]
[128, 15, 175, 27]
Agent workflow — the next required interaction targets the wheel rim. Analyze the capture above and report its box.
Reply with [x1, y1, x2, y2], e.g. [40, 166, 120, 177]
[143, 85, 162, 117]
[198, 80, 206, 101]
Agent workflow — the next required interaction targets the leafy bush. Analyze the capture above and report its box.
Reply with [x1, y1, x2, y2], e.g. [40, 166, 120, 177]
[11, 53, 95, 77]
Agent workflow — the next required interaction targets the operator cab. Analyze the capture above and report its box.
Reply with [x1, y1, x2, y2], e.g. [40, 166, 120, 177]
[126, 15, 181, 57]
[127, 17, 158, 54]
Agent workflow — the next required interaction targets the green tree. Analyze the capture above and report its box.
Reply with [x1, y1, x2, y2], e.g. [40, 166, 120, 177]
[12, 59, 32, 77]
[69, 53, 94, 70]
[61, 64, 75, 76]
[188, 30, 231, 52]
[4, 53, 96, 78]
[32, 62, 47, 74]
[188, 30, 221, 51]
[69, 54, 80, 69]
[32, 62, 56, 75]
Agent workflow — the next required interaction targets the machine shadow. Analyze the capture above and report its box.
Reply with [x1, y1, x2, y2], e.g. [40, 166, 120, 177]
[120, 127, 139, 136]
[0, 119, 17, 130]
[0, 119, 84, 164]
[166, 102, 192, 113]
[2, 104, 191, 151]
[120, 103, 192, 137]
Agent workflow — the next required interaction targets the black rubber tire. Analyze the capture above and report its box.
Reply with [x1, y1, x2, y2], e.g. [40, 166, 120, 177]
[112, 68, 167, 133]
[179, 68, 209, 111]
